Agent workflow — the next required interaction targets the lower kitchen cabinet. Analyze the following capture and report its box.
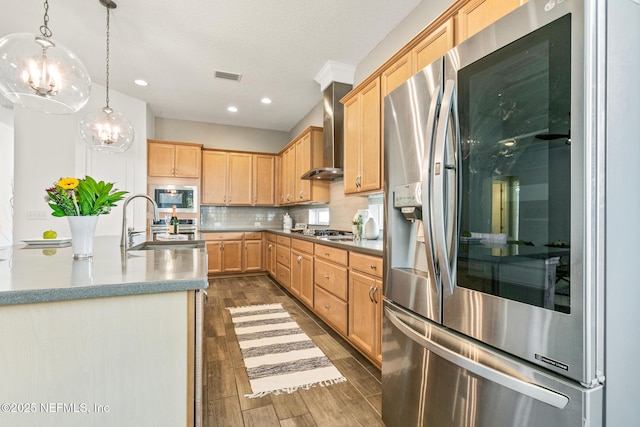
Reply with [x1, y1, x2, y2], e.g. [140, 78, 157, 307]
[243, 232, 263, 272]
[348, 252, 383, 366]
[314, 243, 349, 336]
[314, 285, 348, 336]
[275, 236, 291, 289]
[290, 239, 314, 308]
[265, 235, 277, 278]
[205, 233, 244, 274]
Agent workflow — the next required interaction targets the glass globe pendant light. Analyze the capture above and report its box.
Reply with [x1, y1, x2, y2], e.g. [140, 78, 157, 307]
[78, 0, 134, 153]
[0, 0, 91, 114]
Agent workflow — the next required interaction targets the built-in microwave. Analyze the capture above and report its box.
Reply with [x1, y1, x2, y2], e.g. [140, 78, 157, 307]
[149, 185, 198, 213]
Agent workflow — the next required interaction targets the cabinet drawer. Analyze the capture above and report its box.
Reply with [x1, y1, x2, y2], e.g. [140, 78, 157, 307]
[315, 244, 348, 266]
[204, 232, 244, 241]
[276, 245, 291, 268]
[244, 232, 263, 240]
[314, 259, 348, 301]
[314, 286, 347, 336]
[276, 263, 291, 288]
[291, 238, 314, 255]
[349, 252, 383, 278]
[277, 235, 291, 246]
[266, 233, 277, 243]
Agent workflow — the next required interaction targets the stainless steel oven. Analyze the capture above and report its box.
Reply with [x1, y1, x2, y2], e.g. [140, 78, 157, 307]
[149, 185, 198, 213]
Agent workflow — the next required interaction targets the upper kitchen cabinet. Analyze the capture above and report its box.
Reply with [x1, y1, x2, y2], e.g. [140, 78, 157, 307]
[456, 0, 527, 43]
[202, 150, 276, 206]
[279, 127, 329, 205]
[381, 52, 412, 98]
[148, 140, 202, 178]
[412, 18, 454, 72]
[253, 154, 276, 205]
[201, 150, 228, 205]
[343, 77, 382, 195]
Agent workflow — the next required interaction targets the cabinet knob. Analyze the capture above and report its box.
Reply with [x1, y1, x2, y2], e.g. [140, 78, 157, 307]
[297, 256, 302, 264]
[325, 252, 330, 256]
[299, 191, 303, 199]
[370, 264, 376, 270]
[268, 244, 272, 251]
[324, 275, 330, 280]
[324, 304, 330, 310]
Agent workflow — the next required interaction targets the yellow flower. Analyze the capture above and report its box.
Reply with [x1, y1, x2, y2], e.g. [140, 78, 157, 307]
[56, 177, 79, 190]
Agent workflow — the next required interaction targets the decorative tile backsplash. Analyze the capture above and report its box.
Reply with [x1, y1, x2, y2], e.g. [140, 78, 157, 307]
[200, 182, 383, 232]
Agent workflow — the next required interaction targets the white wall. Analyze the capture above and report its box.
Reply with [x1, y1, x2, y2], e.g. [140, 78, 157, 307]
[154, 117, 289, 153]
[13, 84, 148, 241]
[0, 106, 13, 246]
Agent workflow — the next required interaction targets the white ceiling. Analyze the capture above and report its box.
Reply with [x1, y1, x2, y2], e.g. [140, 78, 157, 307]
[1, 0, 422, 132]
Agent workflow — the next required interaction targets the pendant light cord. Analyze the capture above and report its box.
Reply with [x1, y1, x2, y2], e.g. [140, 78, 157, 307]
[105, 5, 111, 109]
[40, 0, 53, 38]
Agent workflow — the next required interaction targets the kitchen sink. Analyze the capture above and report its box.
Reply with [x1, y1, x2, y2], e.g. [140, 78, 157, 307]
[127, 240, 206, 251]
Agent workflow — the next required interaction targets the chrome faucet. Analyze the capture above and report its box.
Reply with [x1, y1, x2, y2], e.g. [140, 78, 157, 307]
[120, 194, 160, 247]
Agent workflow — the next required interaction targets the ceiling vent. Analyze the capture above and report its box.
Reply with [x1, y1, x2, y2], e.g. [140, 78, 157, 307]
[214, 70, 242, 82]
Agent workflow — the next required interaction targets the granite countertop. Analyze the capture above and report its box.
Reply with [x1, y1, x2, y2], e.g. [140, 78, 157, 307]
[0, 236, 208, 307]
[200, 228, 384, 256]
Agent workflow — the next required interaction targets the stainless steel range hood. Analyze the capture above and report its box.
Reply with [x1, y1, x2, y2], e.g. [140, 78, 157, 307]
[301, 81, 352, 180]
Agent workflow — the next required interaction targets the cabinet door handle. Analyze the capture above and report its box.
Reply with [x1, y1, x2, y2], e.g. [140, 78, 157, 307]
[370, 264, 376, 270]
[268, 244, 272, 251]
[324, 252, 330, 256]
[299, 191, 303, 199]
[368, 286, 374, 302]
[374, 286, 379, 304]
[297, 256, 302, 264]
[324, 304, 330, 310]
[324, 275, 330, 280]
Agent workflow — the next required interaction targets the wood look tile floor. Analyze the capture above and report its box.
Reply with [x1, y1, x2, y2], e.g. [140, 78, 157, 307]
[203, 275, 385, 427]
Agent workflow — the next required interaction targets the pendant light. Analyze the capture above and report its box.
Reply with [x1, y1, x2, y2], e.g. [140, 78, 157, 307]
[0, 0, 91, 114]
[78, 0, 134, 153]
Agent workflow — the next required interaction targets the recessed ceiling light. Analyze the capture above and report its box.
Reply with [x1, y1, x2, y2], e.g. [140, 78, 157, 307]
[227, 106, 238, 112]
[134, 79, 148, 87]
[261, 97, 272, 104]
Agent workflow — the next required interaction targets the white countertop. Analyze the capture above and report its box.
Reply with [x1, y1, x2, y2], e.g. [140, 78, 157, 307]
[0, 236, 208, 306]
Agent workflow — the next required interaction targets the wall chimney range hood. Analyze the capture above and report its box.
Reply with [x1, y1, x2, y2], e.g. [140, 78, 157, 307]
[301, 81, 352, 180]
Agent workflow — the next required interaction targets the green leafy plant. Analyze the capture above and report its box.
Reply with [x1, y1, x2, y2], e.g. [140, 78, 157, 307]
[45, 176, 128, 217]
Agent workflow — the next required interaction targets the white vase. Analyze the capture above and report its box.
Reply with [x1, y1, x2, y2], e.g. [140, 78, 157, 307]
[67, 216, 99, 260]
[364, 217, 379, 240]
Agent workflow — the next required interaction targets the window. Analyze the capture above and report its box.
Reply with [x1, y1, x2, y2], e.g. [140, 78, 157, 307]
[309, 208, 330, 226]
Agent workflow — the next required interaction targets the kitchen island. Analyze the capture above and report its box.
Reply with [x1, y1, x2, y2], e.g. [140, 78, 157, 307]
[0, 236, 207, 427]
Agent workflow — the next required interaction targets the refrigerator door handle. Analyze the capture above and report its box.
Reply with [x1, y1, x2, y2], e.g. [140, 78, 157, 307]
[432, 79, 458, 295]
[385, 306, 570, 410]
[421, 84, 441, 290]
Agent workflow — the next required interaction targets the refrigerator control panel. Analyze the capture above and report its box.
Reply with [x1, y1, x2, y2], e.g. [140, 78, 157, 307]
[394, 183, 422, 208]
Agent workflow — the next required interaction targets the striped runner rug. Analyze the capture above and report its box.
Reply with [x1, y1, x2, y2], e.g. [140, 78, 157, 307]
[227, 303, 347, 398]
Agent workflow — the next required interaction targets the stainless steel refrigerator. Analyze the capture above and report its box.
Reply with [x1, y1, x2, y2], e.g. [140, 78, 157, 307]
[382, 0, 606, 425]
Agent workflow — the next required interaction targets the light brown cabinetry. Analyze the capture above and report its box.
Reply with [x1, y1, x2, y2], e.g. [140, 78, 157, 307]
[381, 52, 412, 98]
[275, 236, 291, 289]
[343, 77, 382, 195]
[202, 151, 277, 206]
[278, 127, 329, 205]
[243, 232, 263, 272]
[253, 154, 276, 205]
[412, 18, 455, 73]
[201, 151, 253, 205]
[348, 252, 383, 366]
[148, 141, 202, 178]
[205, 233, 243, 274]
[265, 234, 277, 278]
[456, 0, 526, 44]
[290, 239, 314, 308]
[314, 244, 349, 336]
